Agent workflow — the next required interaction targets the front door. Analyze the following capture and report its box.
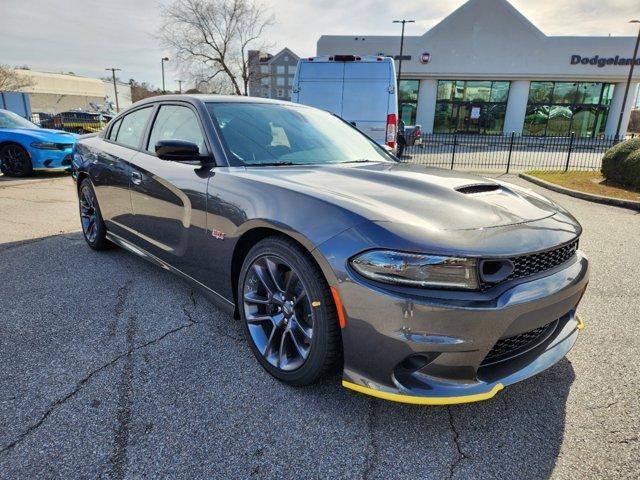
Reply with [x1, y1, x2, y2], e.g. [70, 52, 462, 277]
[128, 103, 211, 275]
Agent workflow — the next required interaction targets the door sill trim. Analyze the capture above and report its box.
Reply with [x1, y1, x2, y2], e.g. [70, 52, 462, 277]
[106, 231, 236, 314]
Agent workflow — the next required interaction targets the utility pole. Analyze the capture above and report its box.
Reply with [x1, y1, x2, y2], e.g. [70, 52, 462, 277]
[177, 79, 183, 94]
[393, 19, 415, 92]
[615, 20, 640, 140]
[161, 57, 169, 94]
[105, 67, 121, 112]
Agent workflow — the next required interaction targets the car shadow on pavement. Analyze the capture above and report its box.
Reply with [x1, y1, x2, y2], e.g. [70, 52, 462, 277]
[1, 231, 575, 479]
[303, 358, 575, 479]
[0, 171, 70, 184]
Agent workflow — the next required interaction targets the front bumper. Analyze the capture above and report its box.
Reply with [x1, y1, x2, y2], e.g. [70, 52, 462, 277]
[29, 147, 74, 171]
[331, 250, 589, 405]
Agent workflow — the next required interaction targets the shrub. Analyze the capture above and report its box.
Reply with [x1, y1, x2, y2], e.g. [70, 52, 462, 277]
[622, 149, 640, 189]
[601, 138, 640, 189]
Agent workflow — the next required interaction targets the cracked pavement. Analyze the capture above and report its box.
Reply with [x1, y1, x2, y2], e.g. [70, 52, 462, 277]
[0, 173, 638, 479]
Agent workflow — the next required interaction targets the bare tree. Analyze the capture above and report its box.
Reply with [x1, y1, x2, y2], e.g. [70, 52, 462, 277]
[0, 65, 35, 92]
[159, 0, 274, 96]
[129, 79, 163, 102]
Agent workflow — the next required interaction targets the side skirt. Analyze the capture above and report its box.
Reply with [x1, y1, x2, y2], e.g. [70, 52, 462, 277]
[106, 231, 236, 316]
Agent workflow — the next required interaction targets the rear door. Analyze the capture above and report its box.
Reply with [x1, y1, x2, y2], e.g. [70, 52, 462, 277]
[340, 62, 391, 144]
[90, 106, 155, 241]
[295, 61, 344, 115]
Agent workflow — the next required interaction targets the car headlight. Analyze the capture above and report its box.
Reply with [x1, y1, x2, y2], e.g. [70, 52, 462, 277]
[31, 141, 60, 150]
[350, 250, 479, 290]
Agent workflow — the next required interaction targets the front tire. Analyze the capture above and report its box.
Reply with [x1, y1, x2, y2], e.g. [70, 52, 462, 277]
[0, 144, 33, 177]
[79, 178, 110, 250]
[238, 236, 341, 386]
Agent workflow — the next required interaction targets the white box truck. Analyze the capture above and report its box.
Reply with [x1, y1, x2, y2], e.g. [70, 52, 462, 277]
[291, 55, 398, 149]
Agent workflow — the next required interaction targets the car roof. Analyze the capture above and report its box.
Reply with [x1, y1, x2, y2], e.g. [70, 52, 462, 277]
[133, 94, 299, 108]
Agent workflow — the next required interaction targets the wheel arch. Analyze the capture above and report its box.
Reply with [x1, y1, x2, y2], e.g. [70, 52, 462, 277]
[0, 140, 30, 155]
[75, 170, 90, 193]
[230, 225, 339, 319]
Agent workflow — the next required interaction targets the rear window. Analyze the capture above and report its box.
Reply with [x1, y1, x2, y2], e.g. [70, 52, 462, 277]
[115, 107, 153, 148]
[108, 118, 122, 140]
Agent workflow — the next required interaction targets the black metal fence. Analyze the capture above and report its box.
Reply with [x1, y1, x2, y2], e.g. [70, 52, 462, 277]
[399, 132, 624, 172]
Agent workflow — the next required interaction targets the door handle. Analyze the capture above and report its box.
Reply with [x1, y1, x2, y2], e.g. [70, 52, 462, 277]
[131, 171, 142, 186]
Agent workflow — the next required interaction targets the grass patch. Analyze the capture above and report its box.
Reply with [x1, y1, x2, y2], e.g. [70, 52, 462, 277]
[526, 171, 640, 201]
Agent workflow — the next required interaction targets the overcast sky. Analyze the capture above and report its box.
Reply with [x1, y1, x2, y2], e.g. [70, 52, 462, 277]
[1, 0, 638, 92]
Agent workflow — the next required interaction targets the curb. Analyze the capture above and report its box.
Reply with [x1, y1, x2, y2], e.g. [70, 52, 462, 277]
[519, 173, 640, 211]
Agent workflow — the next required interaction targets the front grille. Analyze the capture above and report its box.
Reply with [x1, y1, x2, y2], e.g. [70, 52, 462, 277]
[509, 239, 579, 281]
[481, 320, 558, 366]
[480, 239, 579, 290]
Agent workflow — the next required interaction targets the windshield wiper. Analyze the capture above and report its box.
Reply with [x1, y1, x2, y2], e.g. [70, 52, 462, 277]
[246, 161, 301, 167]
[337, 159, 380, 164]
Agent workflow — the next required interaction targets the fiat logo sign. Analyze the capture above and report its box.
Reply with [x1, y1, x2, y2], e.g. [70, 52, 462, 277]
[420, 52, 431, 64]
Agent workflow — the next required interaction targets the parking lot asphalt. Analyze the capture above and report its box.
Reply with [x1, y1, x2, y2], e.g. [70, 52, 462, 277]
[0, 172, 638, 479]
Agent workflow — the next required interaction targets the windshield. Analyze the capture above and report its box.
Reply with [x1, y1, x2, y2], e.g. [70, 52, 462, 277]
[0, 110, 38, 130]
[206, 102, 393, 166]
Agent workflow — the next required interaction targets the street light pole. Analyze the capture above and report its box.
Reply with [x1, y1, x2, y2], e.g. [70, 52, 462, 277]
[177, 79, 183, 94]
[393, 19, 415, 92]
[105, 67, 121, 112]
[615, 20, 640, 140]
[161, 57, 169, 94]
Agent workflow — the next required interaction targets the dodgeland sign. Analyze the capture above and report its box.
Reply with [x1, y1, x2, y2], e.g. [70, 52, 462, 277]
[571, 55, 640, 67]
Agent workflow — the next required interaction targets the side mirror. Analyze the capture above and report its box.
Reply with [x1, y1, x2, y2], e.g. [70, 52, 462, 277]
[155, 139, 200, 161]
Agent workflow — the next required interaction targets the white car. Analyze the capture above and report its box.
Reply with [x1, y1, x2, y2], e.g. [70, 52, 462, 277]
[291, 55, 398, 150]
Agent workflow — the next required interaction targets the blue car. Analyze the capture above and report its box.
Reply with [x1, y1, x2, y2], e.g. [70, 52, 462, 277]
[0, 108, 76, 177]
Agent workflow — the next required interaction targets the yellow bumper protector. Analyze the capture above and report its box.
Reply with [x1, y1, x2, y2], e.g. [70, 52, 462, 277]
[33, 167, 69, 172]
[342, 380, 504, 405]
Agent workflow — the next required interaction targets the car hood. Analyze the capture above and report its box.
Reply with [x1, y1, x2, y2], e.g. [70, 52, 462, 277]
[1, 127, 77, 143]
[238, 162, 559, 231]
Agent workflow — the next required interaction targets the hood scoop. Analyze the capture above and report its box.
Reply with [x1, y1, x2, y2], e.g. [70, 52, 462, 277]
[455, 183, 502, 195]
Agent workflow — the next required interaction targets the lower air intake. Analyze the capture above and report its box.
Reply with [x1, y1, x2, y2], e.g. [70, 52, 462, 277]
[481, 319, 559, 366]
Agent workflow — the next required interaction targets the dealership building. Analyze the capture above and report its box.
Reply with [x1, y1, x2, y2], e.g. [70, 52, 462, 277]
[317, 0, 640, 137]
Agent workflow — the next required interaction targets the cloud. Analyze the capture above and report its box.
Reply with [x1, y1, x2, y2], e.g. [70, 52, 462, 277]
[0, 0, 637, 92]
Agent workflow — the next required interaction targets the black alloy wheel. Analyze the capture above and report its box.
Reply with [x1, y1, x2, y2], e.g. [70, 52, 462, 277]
[79, 178, 110, 250]
[0, 144, 33, 177]
[239, 237, 341, 386]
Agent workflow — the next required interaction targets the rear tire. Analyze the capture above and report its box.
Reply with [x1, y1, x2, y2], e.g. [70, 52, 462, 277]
[79, 178, 110, 250]
[238, 236, 342, 386]
[0, 144, 33, 177]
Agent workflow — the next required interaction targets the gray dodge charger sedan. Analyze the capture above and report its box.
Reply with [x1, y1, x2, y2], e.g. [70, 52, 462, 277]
[72, 95, 589, 405]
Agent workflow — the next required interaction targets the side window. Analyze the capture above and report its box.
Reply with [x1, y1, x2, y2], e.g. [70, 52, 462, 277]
[108, 118, 122, 140]
[147, 105, 205, 154]
[115, 107, 153, 148]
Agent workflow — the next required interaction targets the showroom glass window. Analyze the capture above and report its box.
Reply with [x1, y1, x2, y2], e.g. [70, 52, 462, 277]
[434, 80, 510, 134]
[398, 80, 420, 125]
[523, 82, 615, 138]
